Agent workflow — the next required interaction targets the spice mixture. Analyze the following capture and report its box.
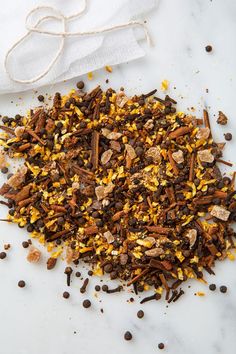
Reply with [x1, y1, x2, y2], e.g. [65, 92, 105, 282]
[0, 84, 235, 302]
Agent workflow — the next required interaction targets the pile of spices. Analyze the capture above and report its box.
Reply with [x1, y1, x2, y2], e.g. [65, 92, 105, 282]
[0, 84, 236, 302]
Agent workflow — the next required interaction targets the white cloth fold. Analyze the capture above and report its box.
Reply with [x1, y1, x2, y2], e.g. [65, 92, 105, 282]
[0, 0, 157, 94]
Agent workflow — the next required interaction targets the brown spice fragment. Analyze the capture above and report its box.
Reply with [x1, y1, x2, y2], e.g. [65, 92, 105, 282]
[18, 194, 39, 208]
[7, 166, 28, 189]
[0, 125, 15, 135]
[127, 268, 150, 286]
[46, 229, 72, 242]
[84, 225, 98, 235]
[149, 259, 173, 271]
[28, 109, 42, 127]
[47, 257, 57, 270]
[206, 243, 218, 256]
[112, 210, 125, 221]
[27, 128, 46, 146]
[0, 183, 11, 196]
[216, 159, 233, 167]
[35, 112, 46, 134]
[159, 273, 169, 291]
[189, 153, 195, 182]
[217, 111, 228, 125]
[165, 186, 176, 204]
[168, 126, 192, 139]
[167, 150, 179, 175]
[18, 143, 31, 152]
[203, 109, 211, 132]
[90, 131, 100, 170]
[50, 205, 67, 213]
[5, 184, 32, 203]
[146, 226, 172, 235]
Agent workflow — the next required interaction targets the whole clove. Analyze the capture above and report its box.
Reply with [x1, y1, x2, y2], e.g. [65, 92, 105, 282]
[80, 278, 89, 293]
[64, 266, 73, 286]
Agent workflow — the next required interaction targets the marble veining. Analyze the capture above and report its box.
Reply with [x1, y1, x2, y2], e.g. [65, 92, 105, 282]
[0, 0, 236, 353]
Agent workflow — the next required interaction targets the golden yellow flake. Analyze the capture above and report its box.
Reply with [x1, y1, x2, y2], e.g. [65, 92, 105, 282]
[161, 79, 169, 91]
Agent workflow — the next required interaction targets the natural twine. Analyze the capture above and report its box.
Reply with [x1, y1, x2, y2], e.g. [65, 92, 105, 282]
[4, 0, 152, 84]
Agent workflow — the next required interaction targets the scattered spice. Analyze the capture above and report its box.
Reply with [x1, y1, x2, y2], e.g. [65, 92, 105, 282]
[124, 331, 132, 341]
[82, 299, 91, 308]
[37, 95, 44, 102]
[0, 251, 7, 259]
[80, 278, 89, 293]
[140, 293, 161, 304]
[158, 343, 165, 350]
[224, 133, 232, 141]
[137, 310, 144, 319]
[0, 85, 236, 303]
[64, 267, 73, 286]
[18, 280, 26, 288]
[76, 81, 85, 90]
[205, 45, 212, 52]
[209, 284, 216, 291]
[102, 285, 109, 292]
[217, 111, 228, 125]
[63, 291, 70, 299]
[219, 285, 227, 293]
[47, 257, 57, 270]
[106, 285, 123, 294]
[22, 241, 29, 248]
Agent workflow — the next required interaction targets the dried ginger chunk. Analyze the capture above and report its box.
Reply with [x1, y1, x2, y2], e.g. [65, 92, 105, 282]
[7, 165, 27, 189]
[125, 144, 136, 160]
[110, 140, 121, 152]
[210, 205, 230, 221]
[198, 149, 214, 163]
[145, 147, 161, 163]
[217, 111, 228, 125]
[27, 247, 41, 263]
[145, 247, 164, 257]
[172, 150, 184, 164]
[14, 126, 25, 137]
[185, 229, 197, 248]
[116, 92, 128, 108]
[66, 247, 79, 264]
[101, 149, 113, 165]
[120, 254, 128, 265]
[103, 231, 114, 244]
[144, 119, 154, 131]
[101, 128, 122, 140]
[196, 127, 210, 140]
[95, 182, 115, 201]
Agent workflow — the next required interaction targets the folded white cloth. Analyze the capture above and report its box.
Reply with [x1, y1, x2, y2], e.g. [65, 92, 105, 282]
[0, 0, 157, 94]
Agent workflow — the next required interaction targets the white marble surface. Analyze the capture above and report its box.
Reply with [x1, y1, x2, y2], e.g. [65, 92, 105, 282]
[0, 0, 236, 353]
